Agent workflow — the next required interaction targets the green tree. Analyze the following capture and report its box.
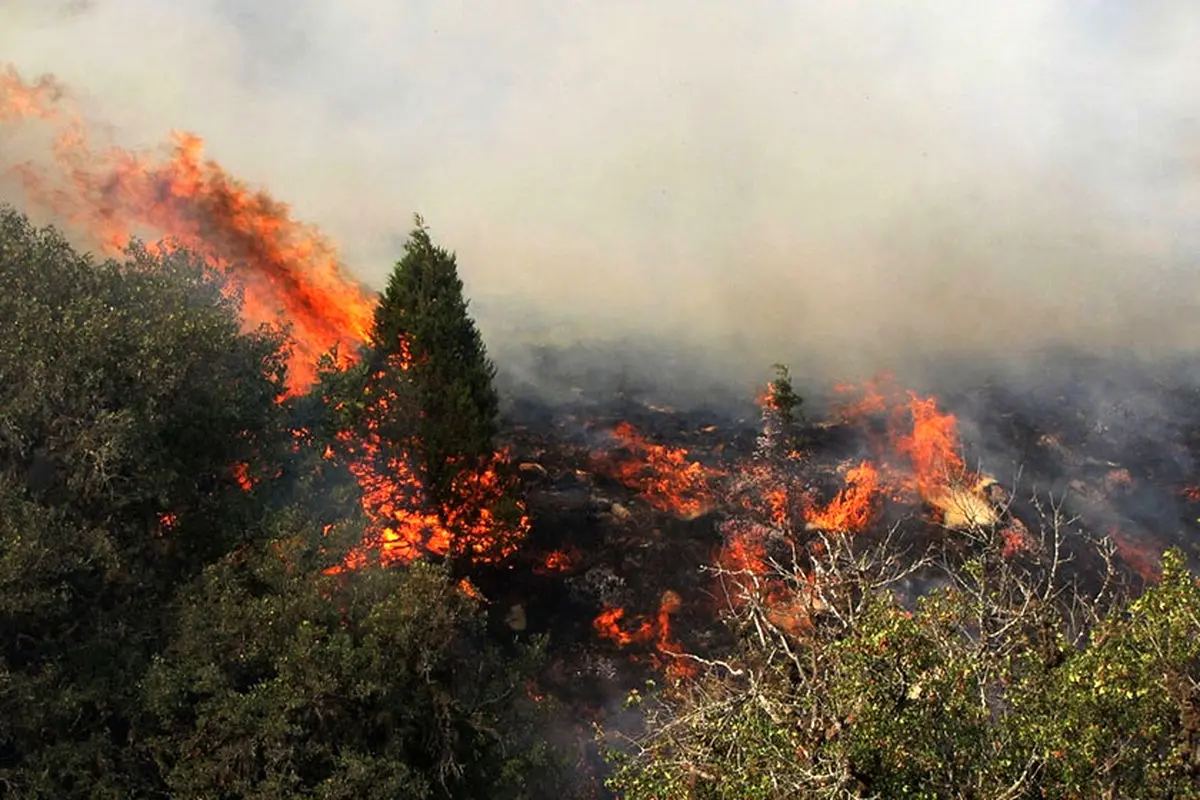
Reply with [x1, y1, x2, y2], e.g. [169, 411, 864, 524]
[143, 512, 572, 800]
[368, 215, 500, 511]
[0, 206, 293, 795]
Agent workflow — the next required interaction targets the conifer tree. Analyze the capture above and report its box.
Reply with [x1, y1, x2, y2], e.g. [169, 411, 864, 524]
[368, 216, 499, 503]
[362, 216, 527, 562]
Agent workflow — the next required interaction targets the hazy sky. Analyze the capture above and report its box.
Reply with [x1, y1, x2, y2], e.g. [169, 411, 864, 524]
[3, 1, 1199, 389]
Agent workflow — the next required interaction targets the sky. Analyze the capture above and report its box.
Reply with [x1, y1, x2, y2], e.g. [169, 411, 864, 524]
[2, 0, 1199, 393]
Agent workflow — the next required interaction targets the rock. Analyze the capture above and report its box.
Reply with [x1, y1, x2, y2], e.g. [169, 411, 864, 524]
[518, 461, 549, 480]
[505, 604, 527, 632]
[609, 502, 632, 521]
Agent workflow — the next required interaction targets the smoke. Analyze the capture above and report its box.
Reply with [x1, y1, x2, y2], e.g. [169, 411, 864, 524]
[3, 0, 1200, 395]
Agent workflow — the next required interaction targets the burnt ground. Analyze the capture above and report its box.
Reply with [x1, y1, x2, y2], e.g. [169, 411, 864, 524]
[469, 353, 1200, 793]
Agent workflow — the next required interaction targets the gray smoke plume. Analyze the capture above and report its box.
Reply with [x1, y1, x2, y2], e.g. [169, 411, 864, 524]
[3, 1, 1199, 398]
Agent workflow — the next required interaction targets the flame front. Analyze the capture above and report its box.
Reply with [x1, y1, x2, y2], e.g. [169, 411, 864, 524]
[892, 393, 968, 498]
[2, 66, 528, 571]
[1, 65, 374, 393]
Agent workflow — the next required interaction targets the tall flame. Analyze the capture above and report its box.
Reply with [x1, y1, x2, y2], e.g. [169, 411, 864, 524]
[2, 65, 527, 569]
[0, 65, 374, 392]
[892, 393, 968, 498]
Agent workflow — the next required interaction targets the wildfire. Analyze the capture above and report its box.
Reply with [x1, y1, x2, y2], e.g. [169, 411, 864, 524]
[457, 577, 487, 603]
[330, 419, 528, 570]
[1, 66, 531, 572]
[831, 373, 892, 425]
[0, 64, 375, 393]
[715, 522, 827, 639]
[827, 378, 999, 529]
[232, 462, 257, 491]
[593, 606, 656, 648]
[535, 548, 579, 575]
[892, 393, 968, 497]
[0, 66, 64, 122]
[592, 590, 696, 681]
[1108, 527, 1162, 584]
[804, 460, 880, 533]
[601, 422, 724, 519]
[156, 511, 178, 535]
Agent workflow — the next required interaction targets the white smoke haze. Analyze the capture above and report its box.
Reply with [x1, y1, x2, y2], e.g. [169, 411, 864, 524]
[3, 0, 1199, 395]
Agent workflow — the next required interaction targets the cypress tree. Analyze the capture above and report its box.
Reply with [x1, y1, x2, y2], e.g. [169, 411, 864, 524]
[367, 215, 502, 518]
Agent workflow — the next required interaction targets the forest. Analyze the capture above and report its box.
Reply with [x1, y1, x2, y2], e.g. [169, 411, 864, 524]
[2, 203, 1199, 799]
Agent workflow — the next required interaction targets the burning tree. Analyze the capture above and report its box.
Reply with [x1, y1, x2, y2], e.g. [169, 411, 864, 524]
[0, 207, 575, 798]
[368, 214, 501, 500]
[318, 216, 526, 568]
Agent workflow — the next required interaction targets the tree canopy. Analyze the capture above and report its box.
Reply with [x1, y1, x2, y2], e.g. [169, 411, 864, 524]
[0, 206, 568, 798]
[369, 216, 501, 509]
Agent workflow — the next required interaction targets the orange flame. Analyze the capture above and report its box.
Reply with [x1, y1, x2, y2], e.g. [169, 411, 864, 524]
[1, 65, 375, 393]
[3, 67, 528, 571]
[831, 373, 892, 424]
[592, 606, 655, 648]
[156, 511, 178, 535]
[232, 462, 256, 491]
[804, 460, 880, 533]
[1108, 527, 1162, 583]
[535, 548, 578, 575]
[652, 590, 697, 680]
[716, 523, 825, 639]
[602, 422, 724, 518]
[331, 427, 528, 570]
[457, 577, 487, 603]
[592, 590, 696, 680]
[0, 66, 65, 122]
[892, 393, 967, 498]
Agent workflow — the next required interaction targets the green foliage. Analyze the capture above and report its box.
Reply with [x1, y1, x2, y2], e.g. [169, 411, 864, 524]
[0, 208, 291, 795]
[1029, 549, 1200, 795]
[0, 207, 568, 797]
[144, 521, 567, 799]
[367, 215, 501, 511]
[606, 540, 1200, 799]
[766, 363, 804, 428]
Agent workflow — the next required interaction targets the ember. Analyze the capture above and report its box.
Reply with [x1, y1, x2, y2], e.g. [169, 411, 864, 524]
[536, 548, 579, 575]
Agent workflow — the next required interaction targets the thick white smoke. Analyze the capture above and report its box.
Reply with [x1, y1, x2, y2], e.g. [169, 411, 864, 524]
[3, 1, 1199, 394]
